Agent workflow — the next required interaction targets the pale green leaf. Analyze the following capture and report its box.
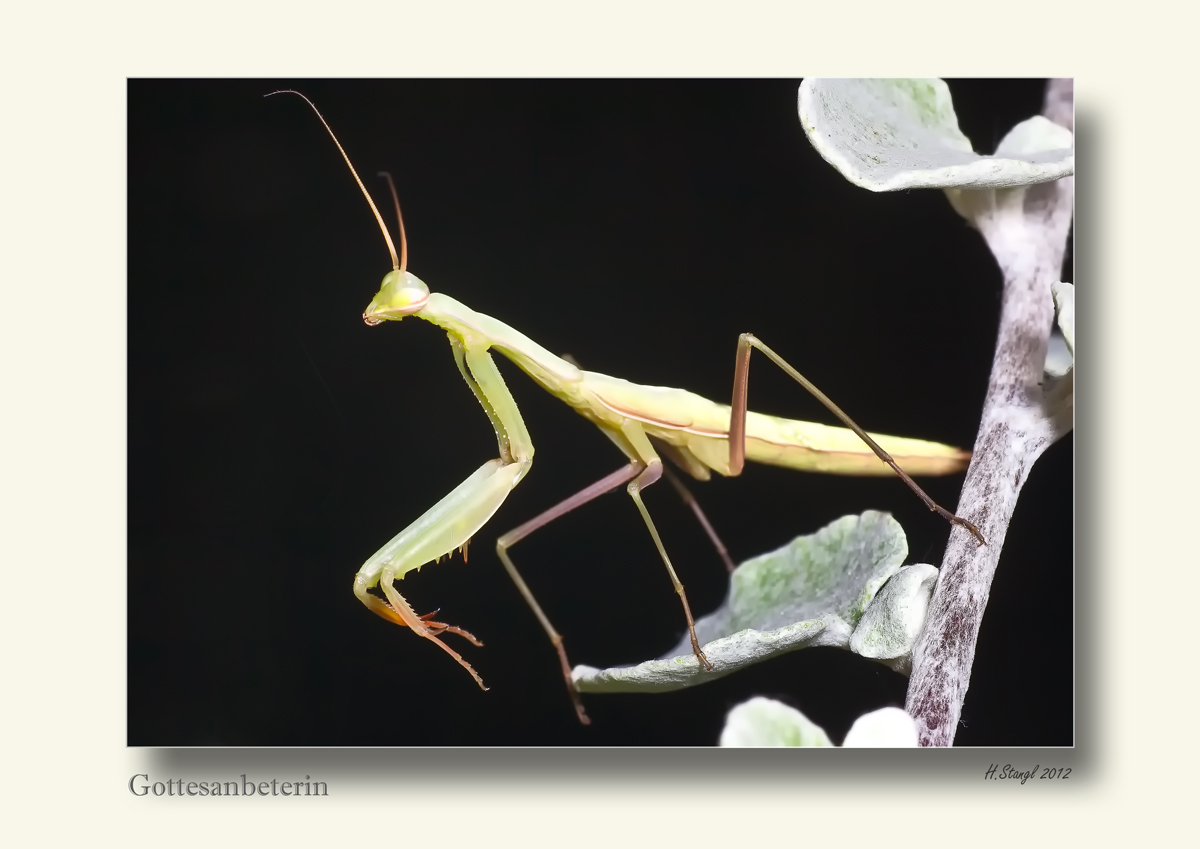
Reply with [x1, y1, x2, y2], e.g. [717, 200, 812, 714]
[849, 562, 938, 676]
[1052, 281, 1074, 358]
[573, 511, 908, 693]
[798, 78, 1073, 192]
[1044, 282, 1075, 379]
[943, 115, 1075, 221]
[719, 699, 917, 747]
[719, 697, 834, 747]
[1044, 332, 1072, 378]
[841, 707, 919, 747]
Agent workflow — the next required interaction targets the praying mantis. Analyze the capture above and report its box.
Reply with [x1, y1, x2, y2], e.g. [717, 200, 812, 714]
[271, 90, 983, 725]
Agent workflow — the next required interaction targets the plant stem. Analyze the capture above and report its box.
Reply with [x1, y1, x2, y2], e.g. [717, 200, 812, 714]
[905, 79, 1074, 746]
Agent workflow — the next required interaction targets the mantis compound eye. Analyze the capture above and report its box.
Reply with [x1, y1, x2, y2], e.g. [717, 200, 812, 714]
[363, 270, 430, 324]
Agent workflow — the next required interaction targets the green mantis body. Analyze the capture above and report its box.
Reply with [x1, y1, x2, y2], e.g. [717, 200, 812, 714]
[273, 91, 979, 725]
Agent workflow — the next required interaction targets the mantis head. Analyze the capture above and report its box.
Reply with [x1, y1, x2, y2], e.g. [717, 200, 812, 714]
[264, 92, 423, 327]
[363, 270, 430, 325]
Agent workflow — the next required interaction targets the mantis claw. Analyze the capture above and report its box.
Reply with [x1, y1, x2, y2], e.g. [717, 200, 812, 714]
[419, 612, 485, 647]
[355, 572, 490, 691]
[950, 515, 986, 547]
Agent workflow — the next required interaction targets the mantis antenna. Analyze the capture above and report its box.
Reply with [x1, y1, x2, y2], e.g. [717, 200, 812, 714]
[376, 172, 409, 275]
[265, 90, 405, 273]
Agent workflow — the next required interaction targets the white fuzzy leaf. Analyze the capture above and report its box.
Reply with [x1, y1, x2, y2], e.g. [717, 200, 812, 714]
[573, 512, 910, 693]
[798, 78, 1073, 192]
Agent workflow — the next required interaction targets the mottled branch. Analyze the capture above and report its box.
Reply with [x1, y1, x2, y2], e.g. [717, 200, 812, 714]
[906, 79, 1074, 746]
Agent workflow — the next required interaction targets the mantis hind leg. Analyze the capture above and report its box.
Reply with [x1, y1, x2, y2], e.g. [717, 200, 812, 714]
[728, 333, 986, 546]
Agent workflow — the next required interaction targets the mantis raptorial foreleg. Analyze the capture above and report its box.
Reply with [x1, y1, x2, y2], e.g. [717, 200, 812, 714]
[354, 335, 534, 691]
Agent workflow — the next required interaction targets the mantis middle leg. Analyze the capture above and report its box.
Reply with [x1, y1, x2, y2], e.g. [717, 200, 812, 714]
[496, 462, 643, 726]
[496, 417, 715, 723]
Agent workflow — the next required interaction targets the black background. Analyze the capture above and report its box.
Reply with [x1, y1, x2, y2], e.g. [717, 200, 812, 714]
[129, 79, 1072, 746]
